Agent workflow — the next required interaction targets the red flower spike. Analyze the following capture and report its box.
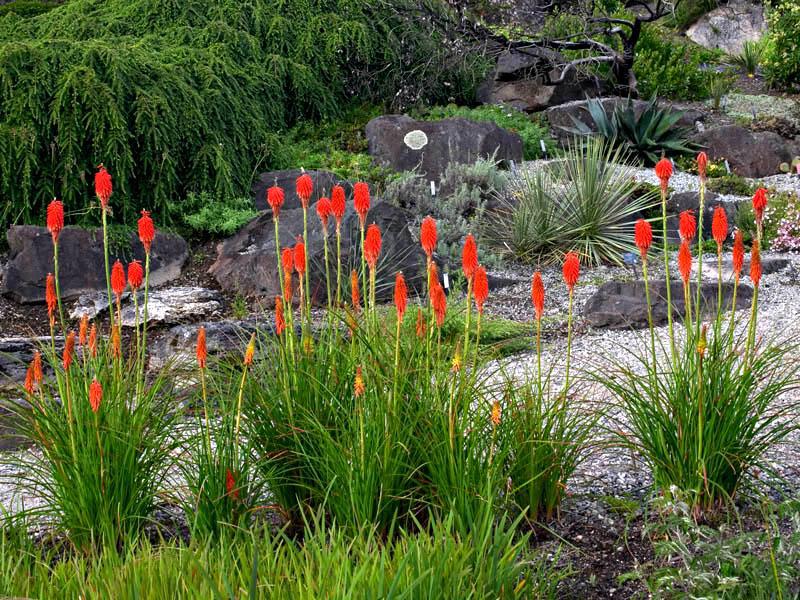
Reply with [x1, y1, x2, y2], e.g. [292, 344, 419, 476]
[531, 271, 545, 320]
[752, 188, 768, 223]
[275, 297, 286, 335]
[283, 272, 293, 303]
[415, 308, 426, 338]
[137, 210, 155, 254]
[655, 158, 673, 191]
[350, 269, 360, 311]
[562, 252, 580, 291]
[196, 326, 207, 369]
[428, 262, 439, 293]
[267, 185, 285, 217]
[63, 331, 75, 371]
[111, 327, 121, 359]
[47, 199, 64, 244]
[24, 365, 34, 395]
[394, 272, 408, 321]
[750, 240, 762, 286]
[293, 237, 306, 276]
[364, 224, 382, 270]
[678, 240, 693, 284]
[420, 216, 437, 259]
[45, 273, 57, 322]
[296, 172, 313, 209]
[679, 210, 697, 242]
[331, 185, 346, 227]
[462, 234, 478, 281]
[281, 247, 293, 277]
[111, 260, 126, 298]
[88, 325, 98, 358]
[225, 469, 239, 500]
[697, 152, 708, 180]
[431, 281, 447, 327]
[89, 379, 103, 413]
[127, 260, 144, 290]
[634, 219, 653, 256]
[732, 230, 745, 278]
[473, 265, 489, 314]
[711, 205, 728, 247]
[353, 182, 370, 226]
[79, 314, 89, 346]
[316, 197, 332, 231]
[32, 351, 42, 384]
[94, 165, 112, 209]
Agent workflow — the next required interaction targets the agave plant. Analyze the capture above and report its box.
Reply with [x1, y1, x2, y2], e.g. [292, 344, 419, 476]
[567, 96, 698, 165]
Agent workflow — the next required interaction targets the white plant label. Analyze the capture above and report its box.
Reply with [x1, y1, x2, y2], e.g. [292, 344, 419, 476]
[430, 180, 436, 196]
[403, 130, 428, 150]
[443, 273, 450, 290]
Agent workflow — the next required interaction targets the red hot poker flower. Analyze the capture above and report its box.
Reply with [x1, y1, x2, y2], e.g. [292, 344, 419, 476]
[697, 152, 708, 180]
[462, 234, 478, 281]
[531, 271, 545, 320]
[138, 210, 155, 254]
[679, 210, 697, 242]
[431, 280, 447, 327]
[394, 272, 408, 321]
[350, 269, 360, 310]
[127, 260, 144, 290]
[353, 182, 370, 226]
[331, 185, 346, 227]
[45, 273, 56, 323]
[354, 366, 365, 397]
[634, 219, 653, 257]
[732, 230, 745, 278]
[32, 351, 42, 384]
[752, 188, 768, 224]
[562, 252, 580, 292]
[79, 313, 89, 346]
[196, 326, 207, 369]
[415, 307, 426, 338]
[243, 334, 256, 366]
[47, 199, 64, 243]
[89, 379, 103, 413]
[63, 331, 75, 371]
[316, 197, 332, 231]
[420, 216, 437, 259]
[473, 265, 489, 314]
[293, 237, 306, 276]
[296, 172, 313, 209]
[267, 185, 285, 217]
[655, 158, 673, 191]
[275, 296, 285, 335]
[94, 165, 112, 209]
[225, 469, 239, 500]
[678, 240, 692, 284]
[88, 325, 98, 358]
[750, 240, 762, 286]
[364, 224, 382, 270]
[24, 364, 34, 395]
[111, 260, 126, 298]
[111, 327, 121, 359]
[711, 205, 728, 248]
[281, 247, 294, 277]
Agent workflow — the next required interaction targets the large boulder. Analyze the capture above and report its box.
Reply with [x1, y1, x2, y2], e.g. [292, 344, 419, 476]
[209, 198, 425, 304]
[1, 226, 187, 304]
[365, 115, 523, 180]
[665, 191, 741, 242]
[686, 0, 766, 56]
[584, 280, 753, 329]
[252, 169, 351, 211]
[692, 125, 800, 178]
[476, 48, 606, 113]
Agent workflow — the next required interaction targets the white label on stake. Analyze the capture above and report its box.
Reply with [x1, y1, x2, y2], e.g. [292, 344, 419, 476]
[724, 159, 731, 174]
[540, 139, 547, 154]
[443, 273, 450, 290]
[430, 180, 436, 196]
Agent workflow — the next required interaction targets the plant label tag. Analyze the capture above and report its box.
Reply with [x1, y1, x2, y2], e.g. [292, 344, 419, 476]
[443, 272, 450, 290]
[724, 159, 731, 174]
[430, 181, 436, 196]
[540, 139, 547, 157]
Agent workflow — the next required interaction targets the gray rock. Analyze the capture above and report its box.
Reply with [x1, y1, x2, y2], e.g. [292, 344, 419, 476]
[665, 191, 741, 242]
[703, 256, 791, 281]
[365, 115, 523, 180]
[584, 279, 753, 329]
[209, 198, 425, 304]
[69, 287, 223, 327]
[692, 125, 800, 178]
[686, 0, 766, 56]
[1, 226, 188, 304]
[252, 169, 352, 212]
[0, 336, 61, 392]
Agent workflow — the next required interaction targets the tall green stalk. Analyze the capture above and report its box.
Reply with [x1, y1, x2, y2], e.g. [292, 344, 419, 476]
[660, 186, 677, 361]
[101, 209, 113, 313]
[335, 225, 342, 307]
[463, 279, 473, 359]
[641, 257, 657, 371]
[52, 241, 66, 331]
[694, 179, 706, 336]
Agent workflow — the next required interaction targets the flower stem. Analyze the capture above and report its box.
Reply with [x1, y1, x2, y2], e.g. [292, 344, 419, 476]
[101, 208, 113, 314]
[660, 187, 676, 361]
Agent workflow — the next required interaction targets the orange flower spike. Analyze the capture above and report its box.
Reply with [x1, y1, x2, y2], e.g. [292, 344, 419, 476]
[473, 265, 489, 314]
[354, 366, 366, 397]
[711, 205, 728, 248]
[431, 281, 447, 327]
[678, 240, 693, 284]
[293, 237, 306, 276]
[283, 272, 293, 303]
[138, 210, 155, 254]
[750, 240, 762, 286]
[353, 182, 370, 226]
[296, 172, 313, 209]
[420, 216, 437, 259]
[196, 326, 207, 369]
[562, 252, 580, 292]
[490, 400, 501, 426]
[634, 219, 653, 257]
[111, 327, 121, 358]
[752, 188, 768, 224]
[274, 296, 286, 335]
[79, 314, 89, 346]
[316, 197, 332, 231]
[462, 234, 478, 281]
[350, 269, 360, 310]
[428, 262, 439, 293]
[281, 247, 293, 277]
[47, 199, 64, 244]
[111, 260, 126, 298]
[364, 224, 382, 270]
[89, 379, 103, 413]
[267, 184, 285, 218]
[63, 331, 75, 371]
[394, 272, 408, 321]
[415, 307, 426, 338]
[24, 364, 34, 395]
[331, 185, 346, 228]
[94, 164, 112, 209]
[127, 260, 144, 290]
[45, 273, 57, 324]
[32, 351, 42, 384]
[531, 271, 545, 320]
[243, 334, 256, 366]
[696, 151, 708, 181]
[679, 210, 697, 242]
[88, 324, 98, 358]
[654, 157, 673, 192]
[732, 230, 745, 278]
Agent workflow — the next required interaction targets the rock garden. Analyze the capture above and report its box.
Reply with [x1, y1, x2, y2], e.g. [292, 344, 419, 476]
[1, 0, 800, 597]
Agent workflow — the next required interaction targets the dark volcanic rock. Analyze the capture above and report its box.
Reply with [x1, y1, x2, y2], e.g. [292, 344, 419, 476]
[365, 115, 523, 179]
[1, 226, 187, 304]
[252, 169, 351, 211]
[665, 191, 741, 242]
[692, 125, 800, 178]
[584, 280, 753, 329]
